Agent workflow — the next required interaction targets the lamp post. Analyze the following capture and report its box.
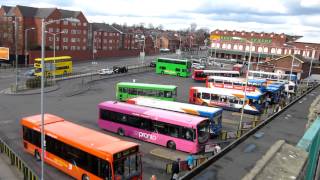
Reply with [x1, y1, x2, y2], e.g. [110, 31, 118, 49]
[46, 31, 64, 83]
[14, 17, 19, 89]
[305, 46, 316, 87]
[40, 17, 79, 180]
[24, 27, 35, 67]
[232, 37, 253, 131]
[283, 43, 298, 98]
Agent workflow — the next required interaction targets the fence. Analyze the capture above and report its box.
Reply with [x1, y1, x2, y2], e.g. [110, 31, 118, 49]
[0, 139, 39, 180]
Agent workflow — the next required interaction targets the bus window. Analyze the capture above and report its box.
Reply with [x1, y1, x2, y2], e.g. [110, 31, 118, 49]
[154, 122, 168, 135]
[160, 66, 166, 70]
[211, 94, 219, 101]
[202, 93, 210, 100]
[158, 91, 164, 97]
[128, 88, 137, 95]
[215, 80, 223, 84]
[137, 90, 145, 96]
[175, 68, 180, 72]
[164, 91, 172, 98]
[196, 93, 201, 98]
[168, 125, 179, 138]
[181, 128, 194, 141]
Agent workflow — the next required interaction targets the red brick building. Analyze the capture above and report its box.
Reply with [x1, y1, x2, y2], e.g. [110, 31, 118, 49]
[0, 5, 89, 64]
[209, 29, 320, 63]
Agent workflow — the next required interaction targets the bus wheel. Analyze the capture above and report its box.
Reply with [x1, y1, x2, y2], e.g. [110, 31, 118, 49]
[117, 128, 125, 136]
[177, 73, 180, 77]
[161, 71, 164, 75]
[167, 141, 176, 150]
[34, 150, 41, 161]
[82, 174, 89, 180]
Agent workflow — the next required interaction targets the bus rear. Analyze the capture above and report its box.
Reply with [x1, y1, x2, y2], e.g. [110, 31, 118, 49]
[192, 70, 207, 81]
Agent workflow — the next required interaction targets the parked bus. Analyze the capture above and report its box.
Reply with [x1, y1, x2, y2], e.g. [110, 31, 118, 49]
[21, 114, 141, 180]
[192, 70, 241, 81]
[116, 82, 177, 101]
[34, 56, 72, 77]
[248, 70, 297, 94]
[206, 76, 265, 92]
[155, 57, 191, 77]
[189, 87, 265, 115]
[127, 97, 223, 136]
[265, 82, 285, 104]
[98, 101, 210, 153]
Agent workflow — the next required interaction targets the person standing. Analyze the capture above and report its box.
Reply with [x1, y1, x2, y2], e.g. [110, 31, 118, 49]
[171, 158, 180, 180]
[186, 154, 194, 170]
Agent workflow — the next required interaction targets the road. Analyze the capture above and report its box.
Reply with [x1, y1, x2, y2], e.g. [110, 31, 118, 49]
[0, 58, 240, 180]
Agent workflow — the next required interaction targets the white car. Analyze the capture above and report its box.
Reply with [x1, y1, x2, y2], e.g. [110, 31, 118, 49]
[192, 63, 205, 69]
[98, 68, 113, 75]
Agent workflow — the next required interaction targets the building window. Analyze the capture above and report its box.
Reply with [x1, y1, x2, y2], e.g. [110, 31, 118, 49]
[104, 32, 107, 36]
[49, 45, 53, 49]
[109, 40, 112, 43]
[83, 30, 86, 34]
[280, 35, 284, 38]
[83, 22, 87, 26]
[258, 47, 263, 52]
[94, 31, 97, 35]
[239, 45, 243, 50]
[270, 34, 274, 37]
[63, 38, 68, 42]
[48, 37, 52, 41]
[63, 29, 68, 34]
[277, 49, 282, 54]
[56, 37, 59, 41]
[63, 21, 68, 25]
[48, 28, 53, 33]
[233, 44, 238, 50]
[56, 46, 59, 50]
[71, 38, 76, 43]
[109, 46, 112, 50]
[251, 33, 254, 36]
[264, 47, 268, 53]
[227, 44, 231, 49]
[271, 48, 276, 54]
[71, 22, 76, 26]
[224, 31, 227, 34]
[63, 46, 68, 50]
[241, 32, 244, 35]
[232, 32, 235, 35]
[245, 45, 250, 51]
[77, 46, 80, 50]
[56, 28, 60, 33]
[83, 39, 86, 43]
[82, 46, 86, 50]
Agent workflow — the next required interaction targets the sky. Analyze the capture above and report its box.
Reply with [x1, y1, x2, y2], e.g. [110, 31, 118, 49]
[2, 0, 320, 43]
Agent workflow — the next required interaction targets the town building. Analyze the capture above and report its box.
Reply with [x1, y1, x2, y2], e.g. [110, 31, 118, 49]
[209, 29, 320, 63]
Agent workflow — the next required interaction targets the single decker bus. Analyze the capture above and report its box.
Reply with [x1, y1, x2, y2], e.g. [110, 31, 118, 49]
[21, 114, 141, 180]
[98, 101, 210, 153]
[116, 82, 177, 101]
[192, 70, 241, 81]
[127, 97, 223, 136]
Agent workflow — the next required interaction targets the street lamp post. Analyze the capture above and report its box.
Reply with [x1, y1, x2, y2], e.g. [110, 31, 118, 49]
[24, 27, 35, 67]
[40, 17, 79, 180]
[305, 46, 316, 87]
[46, 31, 64, 83]
[14, 17, 19, 89]
[232, 37, 253, 131]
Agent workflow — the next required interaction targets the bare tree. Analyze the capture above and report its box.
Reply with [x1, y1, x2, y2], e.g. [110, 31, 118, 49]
[190, 23, 197, 32]
[157, 24, 163, 30]
[148, 23, 154, 29]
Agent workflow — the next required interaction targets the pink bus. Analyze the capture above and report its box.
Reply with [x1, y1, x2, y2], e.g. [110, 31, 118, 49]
[98, 101, 210, 154]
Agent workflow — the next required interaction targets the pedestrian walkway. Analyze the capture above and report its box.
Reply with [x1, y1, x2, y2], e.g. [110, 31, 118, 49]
[0, 154, 21, 180]
[150, 148, 188, 161]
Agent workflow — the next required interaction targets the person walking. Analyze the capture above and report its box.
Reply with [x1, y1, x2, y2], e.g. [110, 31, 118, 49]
[171, 158, 180, 180]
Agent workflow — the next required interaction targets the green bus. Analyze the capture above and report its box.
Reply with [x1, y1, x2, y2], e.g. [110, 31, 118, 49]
[155, 57, 191, 77]
[116, 82, 177, 101]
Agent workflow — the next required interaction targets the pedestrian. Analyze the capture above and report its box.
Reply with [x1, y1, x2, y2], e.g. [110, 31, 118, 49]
[186, 153, 194, 170]
[214, 144, 222, 154]
[150, 175, 157, 180]
[171, 158, 180, 180]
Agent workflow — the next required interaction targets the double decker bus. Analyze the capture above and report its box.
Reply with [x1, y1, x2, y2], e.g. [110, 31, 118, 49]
[192, 70, 241, 81]
[248, 70, 297, 94]
[232, 64, 246, 74]
[127, 97, 223, 136]
[155, 57, 191, 77]
[21, 114, 141, 180]
[189, 87, 265, 115]
[116, 82, 177, 101]
[98, 101, 210, 153]
[34, 56, 72, 77]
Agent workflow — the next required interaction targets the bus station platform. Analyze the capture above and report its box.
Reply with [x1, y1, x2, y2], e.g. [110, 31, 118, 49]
[150, 148, 188, 161]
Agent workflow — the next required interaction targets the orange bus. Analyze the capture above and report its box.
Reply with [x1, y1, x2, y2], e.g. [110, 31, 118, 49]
[21, 114, 142, 180]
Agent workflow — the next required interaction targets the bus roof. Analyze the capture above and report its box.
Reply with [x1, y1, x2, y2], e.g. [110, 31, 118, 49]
[117, 82, 177, 90]
[157, 57, 189, 62]
[249, 70, 297, 77]
[191, 86, 263, 99]
[196, 70, 240, 74]
[207, 76, 246, 81]
[127, 97, 222, 118]
[21, 114, 138, 159]
[34, 56, 72, 61]
[98, 101, 208, 128]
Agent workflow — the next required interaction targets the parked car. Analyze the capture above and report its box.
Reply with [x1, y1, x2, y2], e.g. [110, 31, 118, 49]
[149, 61, 156, 67]
[192, 63, 205, 69]
[98, 68, 113, 75]
[113, 66, 128, 74]
[24, 69, 35, 76]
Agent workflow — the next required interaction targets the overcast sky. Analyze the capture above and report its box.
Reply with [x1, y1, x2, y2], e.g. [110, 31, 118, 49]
[2, 0, 320, 43]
